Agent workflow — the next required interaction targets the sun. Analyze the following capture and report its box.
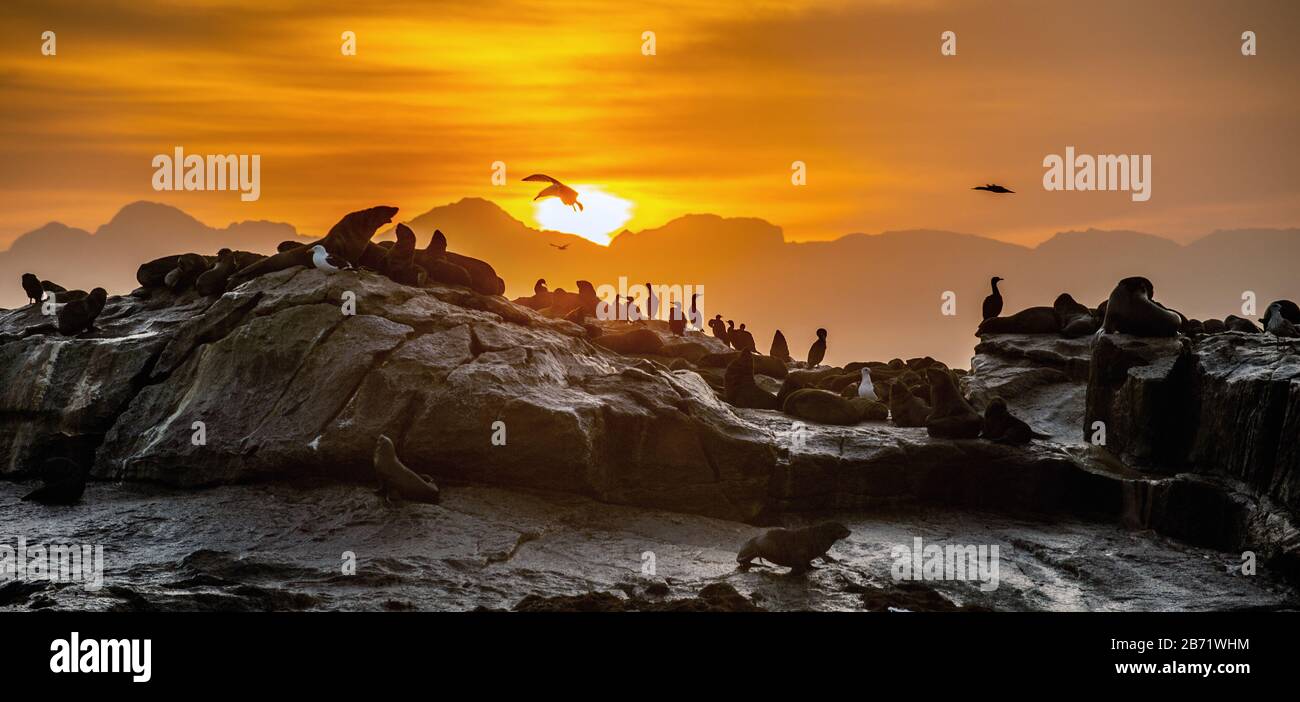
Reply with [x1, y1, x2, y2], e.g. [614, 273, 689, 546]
[533, 185, 632, 246]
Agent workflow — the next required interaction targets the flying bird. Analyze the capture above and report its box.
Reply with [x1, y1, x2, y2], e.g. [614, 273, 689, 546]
[973, 183, 1015, 194]
[524, 174, 583, 211]
[549, 243, 570, 251]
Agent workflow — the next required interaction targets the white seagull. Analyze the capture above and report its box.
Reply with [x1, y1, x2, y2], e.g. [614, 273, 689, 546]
[310, 245, 351, 272]
[857, 368, 879, 401]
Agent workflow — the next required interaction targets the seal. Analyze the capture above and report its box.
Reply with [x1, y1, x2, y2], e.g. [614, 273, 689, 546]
[21, 273, 43, 305]
[195, 248, 237, 296]
[1099, 277, 1182, 337]
[776, 366, 842, 405]
[373, 435, 440, 504]
[1054, 293, 1099, 337]
[426, 229, 505, 296]
[887, 379, 931, 427]
[724, 348, 780, 409]
[924, 367, 982, 439]
[977, 306, 1059, 335]
[594, 327, 664, 355]
[982, 276, 1004, 320]
[137, 255, 185, 288]
[782, 388, 882, 425]
[806, 328, 827, 367]
[736, 522, 852, 575]
[277, 240, 306, 253]
[769, 329, 792, 363]
[381, 224, 426, 286]
[981, 397, 1050, 444]
[20, 457, 88, 505]
[22, 287, 108, 337]
[1224, 314, 1261, 333]
[229, 206, 398, 285]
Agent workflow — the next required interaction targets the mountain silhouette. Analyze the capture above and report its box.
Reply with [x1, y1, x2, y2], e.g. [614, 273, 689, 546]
[3, 198, 1296, 367]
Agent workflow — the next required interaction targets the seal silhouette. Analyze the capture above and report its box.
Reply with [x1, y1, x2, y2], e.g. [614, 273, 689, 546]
[737, 522, 852, 575]
[373, 435, 440, 504]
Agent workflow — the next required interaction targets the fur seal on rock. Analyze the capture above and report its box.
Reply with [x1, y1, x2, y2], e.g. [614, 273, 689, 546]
[770, 330, 792, 363]
[229, 206, 398, 285]
[782, 388, 882, 425]
[724, 349, 780, 410]
[22, 288, 108, 337]
[1224, 315, 1261, 333]
[1100, 277, 1182, 337]
[977, 306, 1060, 335]
[381, 224, 427, 286]
[888, 380, 931, 427]
[737, 522, 851, 575]
[806, 328, 827, 367]
[1054, 293, 1100, 337]
[195, 248, 237, 296]
[924, 367, 982, 439]
[982, 276, 1004, 320]
[21, 458, 88, 505]
[21, 273, 43, 305]
[277, 240, 306, 253]
[429, 229, 504, 295]
[412, 229, 474, 289]
[165, 253, 208, 292]
[594, 327, 664, 355]
[137, 255, 185, 288]
[373, 435, 440, 504]
[980, 397, 1050, 445]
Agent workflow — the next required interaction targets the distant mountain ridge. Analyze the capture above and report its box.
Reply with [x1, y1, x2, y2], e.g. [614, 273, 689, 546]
[3, 198, 1297, 366]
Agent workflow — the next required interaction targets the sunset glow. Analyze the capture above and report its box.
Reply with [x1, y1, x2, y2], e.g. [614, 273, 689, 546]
[533, 185, 632, 246]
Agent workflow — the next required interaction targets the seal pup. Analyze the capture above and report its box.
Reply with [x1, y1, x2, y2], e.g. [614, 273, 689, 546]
[230, 206, 397, 285]
[23, 287, 111, 337]
[769, 330, 792, 363]
[373, 435, 440, 504]
[1054, 293, 1099, 337]
[857, 367, 879, 401]
[164, 253, 208, 292]
[1099, 277, 1182, 337]
[981, 397, 1050, 445]
[310, 244, 353, 272]
[924, 367, 982, 439]
[724, 349, 779, 409]
[782, 388, 873, 425]
[888, 380, 931, 427]
[806, 328, 827, 367]
[1264, 301, 1300, 337]
[20, 458, 89, 505]
[196, 248, 237, 296]
[21, 273, 43, 305]
[736, 522, 851, 576]
[982, 277, 1004, 320]
[594, 327, 663, 355]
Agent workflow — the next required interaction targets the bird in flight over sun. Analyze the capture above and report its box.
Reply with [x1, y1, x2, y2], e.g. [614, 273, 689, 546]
[549, 243, 570, 251]
[524, 174, 584, 211]
[973, 183, 1015, 194]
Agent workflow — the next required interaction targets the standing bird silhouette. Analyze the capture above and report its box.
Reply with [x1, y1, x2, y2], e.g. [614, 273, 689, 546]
[982, 277, 1004, 320]
[523, 174, 583, 211]
[807, 328, 828, 367]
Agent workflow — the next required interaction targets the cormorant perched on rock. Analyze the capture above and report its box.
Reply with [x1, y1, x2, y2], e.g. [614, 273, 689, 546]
[669, 302, 686, 336]
[709, 314, 727, 342]
[982, 277, 1004, 320]
[806, 328, 827, 367]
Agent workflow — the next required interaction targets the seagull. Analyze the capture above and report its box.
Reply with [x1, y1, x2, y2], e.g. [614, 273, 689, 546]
[973, 183, 1015, 194]
[549, 243, 570, 251]
[310, 245, 352, 272]
[523, 174, 583, 211]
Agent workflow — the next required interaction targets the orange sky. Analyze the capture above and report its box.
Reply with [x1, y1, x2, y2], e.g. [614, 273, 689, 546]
[2, 0, 1298, 247]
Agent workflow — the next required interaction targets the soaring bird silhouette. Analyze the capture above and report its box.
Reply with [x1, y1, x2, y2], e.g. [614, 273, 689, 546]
[973, 183, 1015, 194]
[524, 174, 583, 211]
[982, 277, 1004, 320]
[549, 243, 570, 251]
